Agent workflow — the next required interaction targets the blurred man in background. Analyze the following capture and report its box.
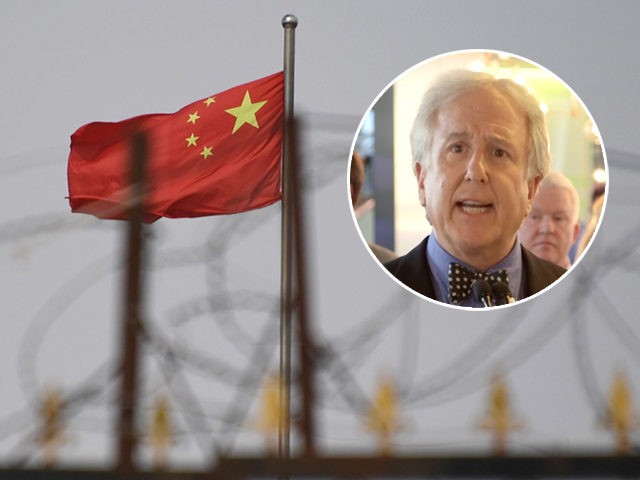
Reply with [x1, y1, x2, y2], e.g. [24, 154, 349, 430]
[350, 151, 398, 263]
[519, 170, 580, 269]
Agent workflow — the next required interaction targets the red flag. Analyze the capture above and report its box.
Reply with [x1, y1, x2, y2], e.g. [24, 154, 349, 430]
[68, 72, 284, 222]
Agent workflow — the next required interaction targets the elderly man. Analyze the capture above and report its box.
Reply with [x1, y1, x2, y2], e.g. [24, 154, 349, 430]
[384, 69, 566, 307]
[519, 170, 581, 269]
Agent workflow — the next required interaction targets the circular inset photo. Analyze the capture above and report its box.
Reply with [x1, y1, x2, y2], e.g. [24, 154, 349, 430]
[349, 49, 607, 309]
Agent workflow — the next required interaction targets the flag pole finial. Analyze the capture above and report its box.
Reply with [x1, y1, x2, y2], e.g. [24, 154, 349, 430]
[282, 14, 298, 28]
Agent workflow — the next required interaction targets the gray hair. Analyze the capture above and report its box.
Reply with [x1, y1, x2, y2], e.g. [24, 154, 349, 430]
[409, 69, 551, 180]
[537, 169, 581, 224]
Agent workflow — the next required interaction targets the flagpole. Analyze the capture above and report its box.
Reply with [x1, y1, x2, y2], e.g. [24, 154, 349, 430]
[117, 131, 148, 473]
[279, 12, 297, 471]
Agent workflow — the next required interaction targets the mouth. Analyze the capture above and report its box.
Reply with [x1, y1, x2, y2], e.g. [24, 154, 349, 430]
[457, 200, 493, 215]
[534, 240, 556, 249]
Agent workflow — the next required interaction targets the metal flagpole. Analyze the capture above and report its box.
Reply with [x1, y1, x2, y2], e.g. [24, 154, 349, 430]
[279, 12, 297, 472]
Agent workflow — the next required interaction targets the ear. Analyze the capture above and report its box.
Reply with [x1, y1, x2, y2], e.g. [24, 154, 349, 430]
[525, 174, 542, 215]
[414, 161, 427, 207]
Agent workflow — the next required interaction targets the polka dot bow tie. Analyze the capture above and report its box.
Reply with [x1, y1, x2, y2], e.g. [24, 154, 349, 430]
[447, 263, 508, 304]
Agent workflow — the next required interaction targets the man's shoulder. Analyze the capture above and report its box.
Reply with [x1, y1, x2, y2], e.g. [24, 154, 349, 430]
[522, 246, 567, 276]
[383, 237, 428, 273]
[383, 237, 435, 298]
[521, 246, 567, 295]
[383, 252, 403, 273]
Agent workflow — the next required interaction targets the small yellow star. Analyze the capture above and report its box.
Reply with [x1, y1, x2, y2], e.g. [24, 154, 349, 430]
[185, 133, 199, 147]
[187, 111, 200, 124]
[204, 97, 216, 107]
[200, 146, 213, 159]
[225, 91, 267, 134]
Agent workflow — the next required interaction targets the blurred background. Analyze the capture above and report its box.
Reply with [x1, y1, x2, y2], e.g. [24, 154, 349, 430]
[1, 0, 640, 475]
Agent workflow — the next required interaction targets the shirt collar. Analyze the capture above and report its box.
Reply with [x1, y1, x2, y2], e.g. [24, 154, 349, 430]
[425, 234, 523, 307]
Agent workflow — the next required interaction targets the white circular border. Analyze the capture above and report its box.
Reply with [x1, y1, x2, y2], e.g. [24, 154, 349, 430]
[347, 48, 609, 312]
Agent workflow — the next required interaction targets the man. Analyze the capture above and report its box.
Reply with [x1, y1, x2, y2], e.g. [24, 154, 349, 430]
[384, 69, 566, 307]
[350, 151, 398, 263]
[519, 170, 581, 269]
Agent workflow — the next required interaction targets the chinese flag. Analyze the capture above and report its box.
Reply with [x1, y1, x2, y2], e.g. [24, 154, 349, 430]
[68, 72, 284, 222]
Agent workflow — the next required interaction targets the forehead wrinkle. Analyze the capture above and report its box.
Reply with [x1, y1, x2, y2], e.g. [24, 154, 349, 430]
[443, 131, 472, 143]
[486, 132, 517, 149]
[532, 207, 569, 217]
[438, 96, 525, 139]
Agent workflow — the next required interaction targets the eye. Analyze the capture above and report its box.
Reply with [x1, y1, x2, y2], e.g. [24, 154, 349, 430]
[493, 148, 508, 158]
[450, 143, 465, 153]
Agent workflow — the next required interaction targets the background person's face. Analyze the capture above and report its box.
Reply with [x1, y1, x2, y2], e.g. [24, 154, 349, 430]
[519, 186, 579, 267]
[415, 87, 540, 269]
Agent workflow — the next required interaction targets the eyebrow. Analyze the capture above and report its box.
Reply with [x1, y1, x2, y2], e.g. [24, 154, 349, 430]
[443, 131, 516, 149]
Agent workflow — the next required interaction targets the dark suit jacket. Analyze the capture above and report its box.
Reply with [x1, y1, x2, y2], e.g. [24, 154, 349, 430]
[384, 236, 566, 301]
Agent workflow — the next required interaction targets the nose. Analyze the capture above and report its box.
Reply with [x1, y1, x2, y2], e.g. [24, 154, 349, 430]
[539, 214, 555, 233]
[464, 150, 488, 183]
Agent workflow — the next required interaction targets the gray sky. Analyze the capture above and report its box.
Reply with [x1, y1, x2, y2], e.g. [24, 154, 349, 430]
[2, 0, 640, 470]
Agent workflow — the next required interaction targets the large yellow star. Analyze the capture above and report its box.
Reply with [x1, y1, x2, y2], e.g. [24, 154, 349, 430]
[225, 91, 267, 134]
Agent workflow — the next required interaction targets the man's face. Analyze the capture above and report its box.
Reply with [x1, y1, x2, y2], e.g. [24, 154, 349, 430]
[519, 186, 579, 267]
[415, 87, 540, 269]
